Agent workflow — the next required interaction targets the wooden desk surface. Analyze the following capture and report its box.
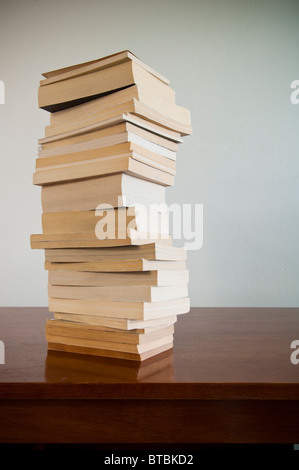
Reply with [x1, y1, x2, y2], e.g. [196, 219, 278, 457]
[0, 307, 299, 444]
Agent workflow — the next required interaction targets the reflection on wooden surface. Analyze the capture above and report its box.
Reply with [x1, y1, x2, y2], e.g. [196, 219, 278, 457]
[45, 348, 174, 383]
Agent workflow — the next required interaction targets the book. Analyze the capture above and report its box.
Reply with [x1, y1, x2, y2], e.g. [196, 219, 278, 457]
[39, 121, 179, 152]
[38, 50, 191, 130]
[34, 155, 175, 187]
[45, 259, 187, 272]
[33, 153, 175, 186]
[48, 94, 191, 136]
[45, 106, 184, 142]
[40, 51, 170, 85]
[41, 207, 169, 235]
[48, 318, 176, 334]
[45, 319, 175, 345]
[47, 339, 173, 362]
[44, 244, 186, 262]
[48, 297, 190, 320]
[48, 284, 188, 302]
[30, 229, 171, 249]
[53, 312, 178, 330]
[48, 269, 189, 287]
[46, 332, 174, 355]
[41, 173, 166, 213]
[39, 51, 174, 110]
[35, 142, 176, 177]
[38, 123, 177, 162]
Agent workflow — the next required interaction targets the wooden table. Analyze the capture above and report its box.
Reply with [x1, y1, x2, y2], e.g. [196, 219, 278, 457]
[0, 307, 298, 446]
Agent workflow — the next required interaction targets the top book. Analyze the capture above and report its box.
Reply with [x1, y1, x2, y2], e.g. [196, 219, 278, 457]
[38, 50, 176, 113]
[40, 50, 170, 85]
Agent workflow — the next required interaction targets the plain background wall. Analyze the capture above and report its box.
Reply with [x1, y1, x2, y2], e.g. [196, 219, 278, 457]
[0, 0, 298, 307]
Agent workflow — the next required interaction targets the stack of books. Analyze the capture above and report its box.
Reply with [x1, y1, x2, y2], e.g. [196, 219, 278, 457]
[31, 50, 192, 361]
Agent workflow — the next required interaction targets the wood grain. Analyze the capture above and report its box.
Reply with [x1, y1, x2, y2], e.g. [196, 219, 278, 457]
[0, 307, 299, 443]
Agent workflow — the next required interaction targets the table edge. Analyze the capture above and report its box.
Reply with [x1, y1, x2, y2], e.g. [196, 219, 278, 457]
[1, 382, 299, 400]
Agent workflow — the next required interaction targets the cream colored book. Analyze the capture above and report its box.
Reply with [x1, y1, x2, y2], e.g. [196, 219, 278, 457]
[45, 106, 183, 142]
[40, 51, 170, 85]
[39, 51, 174, 112]
[48, 89, 149, 126]
[39, 121, 178, 152]
[48, 269, 189, 287]
[46, 331, 174, 355]
[41, 207, 169, 235]
[38, 123, 177, 161]
[30, 229, 171, 249]
[53, 312, 177, 330]
[44, 244, 186, 262]
[41, 173, 166, 213]
[33, 154, 175, 186]
[48, 284, 188, 302]
[49, 92, 191, 136]
[35, 142, 176, 175]
[45, 259, 187, 272]
[38, 51, 191, 130]
[132, 99, 192, 136]
[47, 339, 173, 362]
[45, 319, 174, 345]
[48, 297, 190, 320]
[48, 317, 176, 334]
